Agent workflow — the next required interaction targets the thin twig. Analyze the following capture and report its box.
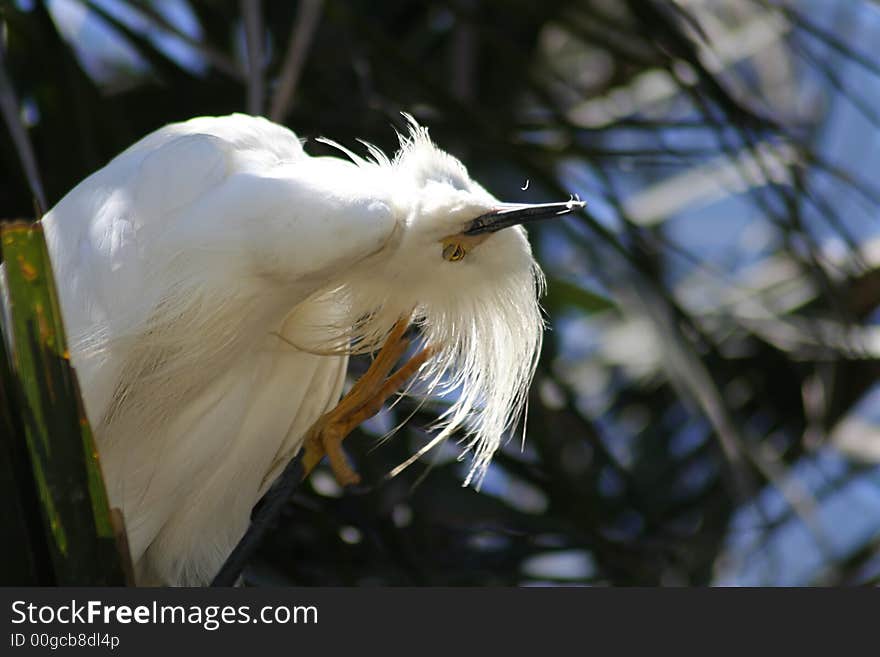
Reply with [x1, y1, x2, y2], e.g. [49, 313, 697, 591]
[0, 45, 47, 214]
[269, 0, 324, 122]
[129, 0, 244, 80]
[211, 452, 305, 586]
[241, 0, 264, 115]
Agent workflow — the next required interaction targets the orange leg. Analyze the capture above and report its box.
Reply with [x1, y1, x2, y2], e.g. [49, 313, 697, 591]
[302, 317, 434, 486]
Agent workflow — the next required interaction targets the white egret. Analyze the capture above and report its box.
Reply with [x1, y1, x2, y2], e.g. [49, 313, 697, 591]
[41, 113, 583, 585]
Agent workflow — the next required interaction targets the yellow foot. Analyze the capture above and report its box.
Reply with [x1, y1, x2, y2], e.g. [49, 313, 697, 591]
[302, 316, 434, 486]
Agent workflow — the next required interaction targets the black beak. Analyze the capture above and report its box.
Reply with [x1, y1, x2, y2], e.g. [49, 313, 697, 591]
[463, 199, 586, 235]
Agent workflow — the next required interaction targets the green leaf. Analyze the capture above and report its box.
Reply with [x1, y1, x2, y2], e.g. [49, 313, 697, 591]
[545, 276, 614, 314]
[0, 221, 128, 585]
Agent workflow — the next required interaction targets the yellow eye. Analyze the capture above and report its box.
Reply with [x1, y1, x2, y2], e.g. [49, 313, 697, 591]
[442, 243, 466, 262]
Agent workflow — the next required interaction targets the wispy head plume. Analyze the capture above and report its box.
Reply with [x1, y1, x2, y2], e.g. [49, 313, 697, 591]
[312, 115, 548, 487]
[317, 249, 546, 488]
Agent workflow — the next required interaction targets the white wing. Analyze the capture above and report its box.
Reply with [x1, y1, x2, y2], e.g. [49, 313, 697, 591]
[41, 114, 398, 585]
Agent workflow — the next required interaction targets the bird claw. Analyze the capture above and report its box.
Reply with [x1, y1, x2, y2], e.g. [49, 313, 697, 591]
[303, 421, 362, 487]
[302, 316, 434, 487]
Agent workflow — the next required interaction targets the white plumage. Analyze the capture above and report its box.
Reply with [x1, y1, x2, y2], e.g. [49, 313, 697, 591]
[41, 113, 574, 585]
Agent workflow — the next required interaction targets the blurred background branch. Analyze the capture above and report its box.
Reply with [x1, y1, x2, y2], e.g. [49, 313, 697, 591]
[0, 39, 45, 213]
[240, 0, 264, 114]
[269, 0, 322, 122]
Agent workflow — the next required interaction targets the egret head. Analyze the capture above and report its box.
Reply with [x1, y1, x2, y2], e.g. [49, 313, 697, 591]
[317, 119, 583, 486]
